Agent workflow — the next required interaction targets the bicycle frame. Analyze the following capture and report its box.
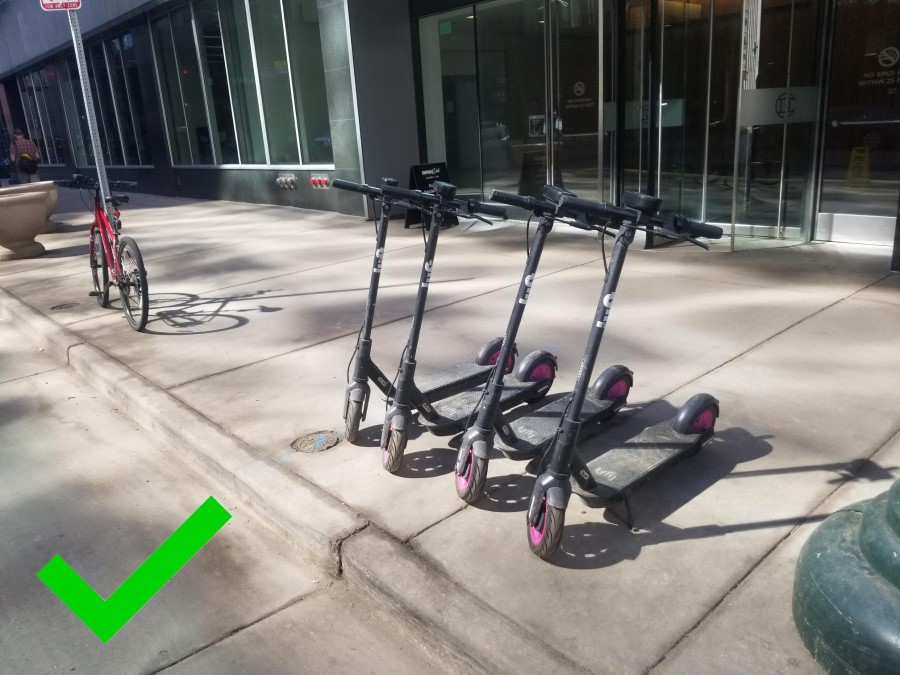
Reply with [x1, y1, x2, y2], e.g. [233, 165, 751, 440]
[90, 188, 122, 287]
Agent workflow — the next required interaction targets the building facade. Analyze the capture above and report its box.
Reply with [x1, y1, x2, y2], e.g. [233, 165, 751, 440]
[1, 0, 898, 252]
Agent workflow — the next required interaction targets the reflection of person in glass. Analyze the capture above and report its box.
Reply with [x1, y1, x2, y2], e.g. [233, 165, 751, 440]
[9, 128, 41, 184]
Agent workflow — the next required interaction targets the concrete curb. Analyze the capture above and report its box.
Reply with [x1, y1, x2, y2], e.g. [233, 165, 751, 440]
[0, 284, 582, 674]
[0, 285, 364, 575]
[342, 527, 591, 675]
[0, 286, 84, 363]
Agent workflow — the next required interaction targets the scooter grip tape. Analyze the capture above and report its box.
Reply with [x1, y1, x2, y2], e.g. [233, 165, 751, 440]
[381, 184, 439, 205]
[471, 201, 507, 219]
[489, 190, 539, 211]
[332, 178, 378, 197]
[558, 196, 634, 223]
[680, 218, 724, 239]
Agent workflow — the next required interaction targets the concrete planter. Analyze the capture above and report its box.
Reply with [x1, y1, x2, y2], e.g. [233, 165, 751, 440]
[0, 181, 59, 233]
[0, 192, 47, 260]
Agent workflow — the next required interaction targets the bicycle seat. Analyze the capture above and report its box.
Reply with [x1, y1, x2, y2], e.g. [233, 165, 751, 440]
[106, 194, 130, 207]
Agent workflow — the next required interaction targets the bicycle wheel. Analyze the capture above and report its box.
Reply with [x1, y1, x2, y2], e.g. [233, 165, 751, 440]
[90, 230, 109, 308]
[117, 236, 149, 331]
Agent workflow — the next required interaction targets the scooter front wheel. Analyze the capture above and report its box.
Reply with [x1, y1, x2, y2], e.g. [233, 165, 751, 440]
[344, 400, 362, 443]
[382, 426, 407, 473]
[527, 497, 565, 559]
[455, 446, 488, 503]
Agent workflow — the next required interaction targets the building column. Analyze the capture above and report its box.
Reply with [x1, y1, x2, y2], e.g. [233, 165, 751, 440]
[317, 0, 363, 216]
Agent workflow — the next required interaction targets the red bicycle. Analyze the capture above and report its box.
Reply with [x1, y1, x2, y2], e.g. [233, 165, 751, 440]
[56, 174, 149, 331]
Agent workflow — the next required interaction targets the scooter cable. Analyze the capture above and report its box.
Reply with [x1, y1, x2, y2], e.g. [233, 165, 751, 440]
[525, 212, 534, 256]
[346, 324, 364, 384]
[600, 222, 609, 276]
[384, 343, 408, 413]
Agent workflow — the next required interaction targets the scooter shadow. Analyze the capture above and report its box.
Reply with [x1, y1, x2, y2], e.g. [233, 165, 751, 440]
[475, 398, 783, 568]
[547, 417, 777, 569]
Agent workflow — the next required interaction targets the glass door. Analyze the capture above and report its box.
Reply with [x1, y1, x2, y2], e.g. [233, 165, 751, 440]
[548, 0, 608, 202]
[476, 0, 547, 197]
[816, 0, 900, 246]
[731, 0, 822, 250]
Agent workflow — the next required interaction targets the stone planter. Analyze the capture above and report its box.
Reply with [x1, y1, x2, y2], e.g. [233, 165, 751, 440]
[0, 192, 47, 260]
[0, 181, 59, 233]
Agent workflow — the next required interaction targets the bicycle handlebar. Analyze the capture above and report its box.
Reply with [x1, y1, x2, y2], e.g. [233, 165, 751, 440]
[54, 174, 136, 191]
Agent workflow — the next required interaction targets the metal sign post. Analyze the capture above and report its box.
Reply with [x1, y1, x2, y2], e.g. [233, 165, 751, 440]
[63, 7, 113, 220]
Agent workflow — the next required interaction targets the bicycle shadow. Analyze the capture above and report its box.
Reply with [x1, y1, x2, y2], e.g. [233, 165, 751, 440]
[141, 290, 283, 335]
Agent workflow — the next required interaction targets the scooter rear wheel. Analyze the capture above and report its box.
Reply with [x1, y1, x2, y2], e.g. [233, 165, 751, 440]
[527, 498, 565, 559]
[345, 400, 362, 443]
[382, 426, 407, 473]
[672, 393, 719, 435]
[455, 446, 488, 503]
[475, 336, 517, 374]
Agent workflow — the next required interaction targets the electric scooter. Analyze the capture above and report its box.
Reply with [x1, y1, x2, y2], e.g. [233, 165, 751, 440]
[525, 191, 724, 560]
[334, 177, 536, 443]
[378, 181, 557, 472]
[454, 185, 634, 503]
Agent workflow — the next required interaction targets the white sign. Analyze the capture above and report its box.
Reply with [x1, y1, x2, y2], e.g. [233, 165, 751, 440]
[40, 0, 81, 11]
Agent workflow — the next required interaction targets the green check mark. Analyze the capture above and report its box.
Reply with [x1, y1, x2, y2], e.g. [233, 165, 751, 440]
[37, 496, 231, 642]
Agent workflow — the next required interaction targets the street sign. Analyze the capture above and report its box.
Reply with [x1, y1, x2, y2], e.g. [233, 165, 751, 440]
[40, 1, 81, 11]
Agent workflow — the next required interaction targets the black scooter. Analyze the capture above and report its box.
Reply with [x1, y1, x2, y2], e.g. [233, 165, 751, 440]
[378, 181, 557, 472]
[335, 178, 536, 444]
[524, 191, 724, 560]
[454, 185, 633, 503]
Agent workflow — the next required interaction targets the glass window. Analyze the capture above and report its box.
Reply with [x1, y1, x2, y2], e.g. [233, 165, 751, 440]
[107, 34, 143, 165]
[248, 0, 300, 164]
[88, 44, 123, 165]
[171, 6, 215, 164]
[152, 15, 193, 164]
[17, 68, 69, 166]
[218, 0, 267, 163]
[194, 0, 240, 164]
[58, 57, 93, 166]
[284, 0, 333, 164]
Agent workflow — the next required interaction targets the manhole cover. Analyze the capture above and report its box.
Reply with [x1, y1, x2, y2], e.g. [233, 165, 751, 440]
[50, 302, 80, 311]
[291, 430, 340, 453]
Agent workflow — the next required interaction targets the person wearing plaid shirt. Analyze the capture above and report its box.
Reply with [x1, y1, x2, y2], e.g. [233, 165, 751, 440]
[9, 128, 41, 183]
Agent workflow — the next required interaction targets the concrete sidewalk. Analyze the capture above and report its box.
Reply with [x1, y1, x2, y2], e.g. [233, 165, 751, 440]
[0, 319, 450, 675]
[2, 187, 900, 673]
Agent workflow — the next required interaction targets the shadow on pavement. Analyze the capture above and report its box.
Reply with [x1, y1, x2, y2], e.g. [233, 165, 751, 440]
[143, 290, 283, 335]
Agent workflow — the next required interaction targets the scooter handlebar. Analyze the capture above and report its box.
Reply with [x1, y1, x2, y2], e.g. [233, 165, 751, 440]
[673, 216, 723, 239]
[381, 184, 439, 205]
[489, 189, 551, 215]
[558, 195, 636, 223]
[332, 178, 380, 198]
[467, 200, 507, 219]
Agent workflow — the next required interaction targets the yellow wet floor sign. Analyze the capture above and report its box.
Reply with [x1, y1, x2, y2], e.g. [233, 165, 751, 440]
[846, 146, 870, 188]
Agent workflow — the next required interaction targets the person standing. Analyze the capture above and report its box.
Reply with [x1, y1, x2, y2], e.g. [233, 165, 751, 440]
[9, 128, 41, 183]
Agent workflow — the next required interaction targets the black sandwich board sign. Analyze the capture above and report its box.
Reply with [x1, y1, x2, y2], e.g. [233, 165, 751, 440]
[404, 162, 457, 228]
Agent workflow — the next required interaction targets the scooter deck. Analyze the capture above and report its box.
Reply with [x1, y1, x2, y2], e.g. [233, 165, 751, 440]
[494, 392, 620, 458]
[421, 379, 538, 436]
[572, 419, 707, 507]
[417, 361, 495, 401]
